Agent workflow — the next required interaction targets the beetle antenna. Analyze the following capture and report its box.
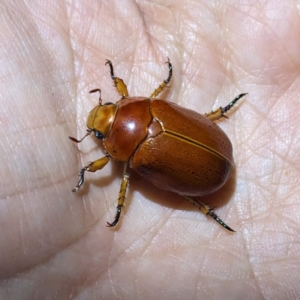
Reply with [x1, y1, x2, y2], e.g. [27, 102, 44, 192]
[69, 129, 92, 143]
[89, 88, 102, 105]
[184, 196, 235, 232]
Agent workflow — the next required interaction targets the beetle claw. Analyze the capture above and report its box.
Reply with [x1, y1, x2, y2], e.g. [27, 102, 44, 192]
[72, 167, 88, 192]
[221, 93, 247, 115]
[184, 196, 235, 232]
[106, 206, 122, 227]
[105, 59, 115, 80]
[207, 209, 236, 232]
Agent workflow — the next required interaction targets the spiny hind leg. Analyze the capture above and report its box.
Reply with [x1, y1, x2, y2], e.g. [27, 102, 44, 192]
[184, 196, 235, 232]
[204, 93, 247, 121]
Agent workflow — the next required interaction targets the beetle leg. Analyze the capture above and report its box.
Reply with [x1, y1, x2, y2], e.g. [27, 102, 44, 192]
[105, 60, 129, 98]
[204, 93, 247, 121]
[184, 196, 235, 232]
[72, 155, 110, 192]
[107, 164, 130, 227]
[150, 58, 173, 99]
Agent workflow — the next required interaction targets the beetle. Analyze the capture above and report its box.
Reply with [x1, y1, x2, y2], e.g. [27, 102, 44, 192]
[69, 59, 246, 232]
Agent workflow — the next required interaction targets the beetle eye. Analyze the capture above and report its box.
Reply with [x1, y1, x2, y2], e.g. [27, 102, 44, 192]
[94, 131, 104, 139]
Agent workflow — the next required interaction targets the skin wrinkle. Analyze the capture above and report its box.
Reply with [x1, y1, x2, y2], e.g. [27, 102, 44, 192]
[244, 235, 265, 300]
[125, 208, 173, 256]
[0, 192, 106, 284]
[86, 210, 188, 297]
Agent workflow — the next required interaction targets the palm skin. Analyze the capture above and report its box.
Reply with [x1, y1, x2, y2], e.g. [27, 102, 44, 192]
[1, 1, 300, 299]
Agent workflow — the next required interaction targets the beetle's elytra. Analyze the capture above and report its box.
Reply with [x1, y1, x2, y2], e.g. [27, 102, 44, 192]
[70, 59, 246, 232]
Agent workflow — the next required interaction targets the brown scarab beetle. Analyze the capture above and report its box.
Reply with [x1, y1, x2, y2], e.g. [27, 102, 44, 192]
[70, 59, 246, 232]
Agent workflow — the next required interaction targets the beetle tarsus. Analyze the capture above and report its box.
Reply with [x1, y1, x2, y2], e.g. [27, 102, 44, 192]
[105, 59, 115, 80]
[184, 196, 235, 232]
[106, 206, 122, 227]
[105, 59, 129, 98]
[206, 209, 236, 232]
[72, 166, 88, 192]
[106, 167, 130, 227]
[164, 57, 172, 84]
[150, 58, 173, 98]
[221, 93, 248, 115]
[204, 93, 247, 121]
[72, 157, 110, 192]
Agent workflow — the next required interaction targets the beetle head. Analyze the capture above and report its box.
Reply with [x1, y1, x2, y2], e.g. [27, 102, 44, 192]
[86, 103, 117, 139]
[69, 89, 117, 143]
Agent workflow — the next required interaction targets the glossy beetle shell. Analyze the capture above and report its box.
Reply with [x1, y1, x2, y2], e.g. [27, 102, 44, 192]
[70, 59, 245, 231]
[89, 97, 233, 197]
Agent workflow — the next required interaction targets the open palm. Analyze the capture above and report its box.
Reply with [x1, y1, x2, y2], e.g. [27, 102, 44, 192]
[1, 1, 300, 299]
